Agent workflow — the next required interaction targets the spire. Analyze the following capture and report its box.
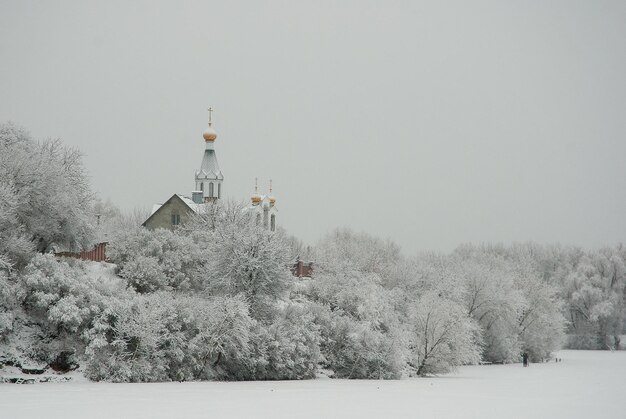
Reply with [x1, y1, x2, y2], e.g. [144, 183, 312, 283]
[203, 106, 217, 142]
[196, 108, 223, 201]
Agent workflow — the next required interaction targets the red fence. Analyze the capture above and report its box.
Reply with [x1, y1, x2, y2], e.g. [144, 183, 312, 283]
[55, 242, 108, 262]
[292, 260, 313, 278]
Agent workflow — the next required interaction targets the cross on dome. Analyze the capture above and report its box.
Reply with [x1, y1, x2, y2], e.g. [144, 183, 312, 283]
[203, 106, 217, 142]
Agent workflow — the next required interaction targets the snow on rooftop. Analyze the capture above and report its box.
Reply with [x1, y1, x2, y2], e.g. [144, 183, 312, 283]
[149, 195, 214, 217]
[178, 194, 211, 214]
[150, 204, 162, 216]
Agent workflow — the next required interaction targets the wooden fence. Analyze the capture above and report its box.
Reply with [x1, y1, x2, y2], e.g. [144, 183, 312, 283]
[291, 260, 313, 278]
[55, 242, 108, 262]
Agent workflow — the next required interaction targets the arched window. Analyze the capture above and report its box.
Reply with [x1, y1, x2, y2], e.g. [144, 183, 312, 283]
[209, 182, 214, 197]
[256, 213, 261, 226]
[270, 214, 276, 232]
[218, 183, 221, 199]
[200, 182, 204, 192]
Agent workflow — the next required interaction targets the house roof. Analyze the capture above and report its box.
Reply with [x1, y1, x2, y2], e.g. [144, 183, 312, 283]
[142, 194, 212, 227]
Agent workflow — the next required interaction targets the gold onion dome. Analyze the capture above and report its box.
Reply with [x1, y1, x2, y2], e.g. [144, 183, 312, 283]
[203, 107, 217, 141]
[203, 126, 217, 142]
[251, 194, 262, 204]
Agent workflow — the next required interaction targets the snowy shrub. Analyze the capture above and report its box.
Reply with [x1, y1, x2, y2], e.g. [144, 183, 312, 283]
[20, 255, 97, 330]
[305, 261, 407, 379]
[14, 254, 130, 367]
[566, 333, 601, 350]
[84, 293, 254, 382]
[322, 313, 406, 379]
[120, 255, 169, 293]
[183, 295, 254, 380]
[0, 271, 22, 339]
[109, 228, 207, 293]
[223, 303, 322, 380]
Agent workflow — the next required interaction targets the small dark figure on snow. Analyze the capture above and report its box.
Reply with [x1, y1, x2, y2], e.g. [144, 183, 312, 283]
[522, 352, 529, 367]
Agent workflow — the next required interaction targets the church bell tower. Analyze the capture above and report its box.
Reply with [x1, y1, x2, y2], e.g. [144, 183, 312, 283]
[194, 107, 224, 203]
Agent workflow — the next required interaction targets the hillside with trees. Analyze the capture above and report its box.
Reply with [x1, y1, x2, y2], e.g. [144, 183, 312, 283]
[1, 122, 624, 382]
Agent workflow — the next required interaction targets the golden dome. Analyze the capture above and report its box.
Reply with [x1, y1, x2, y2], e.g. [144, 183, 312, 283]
[203, 127, 217, 142]
[251, 194, 262, 204]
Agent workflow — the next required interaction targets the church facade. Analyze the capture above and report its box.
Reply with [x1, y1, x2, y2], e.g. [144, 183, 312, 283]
[142, 110, 278, 231]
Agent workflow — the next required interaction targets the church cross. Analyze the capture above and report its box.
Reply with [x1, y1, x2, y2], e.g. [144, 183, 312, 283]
[208, 107, 213, 126]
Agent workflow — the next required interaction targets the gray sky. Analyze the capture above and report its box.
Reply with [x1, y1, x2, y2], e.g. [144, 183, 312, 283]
[1, 1, 625, 254]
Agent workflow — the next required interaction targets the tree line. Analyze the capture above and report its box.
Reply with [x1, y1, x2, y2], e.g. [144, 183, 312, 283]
[0, 122, 624, 382]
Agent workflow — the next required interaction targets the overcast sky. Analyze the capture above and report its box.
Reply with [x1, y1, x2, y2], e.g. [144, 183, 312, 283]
[1, 1, 625, 254]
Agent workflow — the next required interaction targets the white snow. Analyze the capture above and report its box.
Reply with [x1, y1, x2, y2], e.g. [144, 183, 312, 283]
[1, 350, 624, 419]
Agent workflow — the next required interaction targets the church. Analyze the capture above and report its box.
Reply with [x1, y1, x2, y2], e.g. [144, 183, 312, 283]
[142, 109, 278, 230]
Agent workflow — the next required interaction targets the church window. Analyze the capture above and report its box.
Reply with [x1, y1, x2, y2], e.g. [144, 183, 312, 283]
[171, 214, 180, 226]
[218, 183, 221, 199]
[256, 213, 261, 226]
[209, 183, 214, 197]
[270, 214, 276, 232]
[200, 182, 204, 192]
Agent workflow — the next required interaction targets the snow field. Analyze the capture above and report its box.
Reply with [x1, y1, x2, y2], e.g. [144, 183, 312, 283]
[1, 350, 624, 419]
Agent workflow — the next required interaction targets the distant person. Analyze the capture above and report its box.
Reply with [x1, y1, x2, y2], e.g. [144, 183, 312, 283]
[522, 352, 529, 367]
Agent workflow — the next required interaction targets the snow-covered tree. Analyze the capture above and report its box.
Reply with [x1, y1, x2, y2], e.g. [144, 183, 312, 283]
[314, 228, 402, 283]
[563, 249, 626, 349]
[409, 291, 480, 375]
[1, 254, 128, 370]
[109, 226, 208, 292]
[306, 229, 409, 379]
[188, 202, 293, 320]
[0, 122, 95, 255]
[453, 251, 527, 362]
[0, 173, 33, 270]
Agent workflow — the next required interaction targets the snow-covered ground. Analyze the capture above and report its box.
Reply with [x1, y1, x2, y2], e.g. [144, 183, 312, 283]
[1, 350, 624, 419]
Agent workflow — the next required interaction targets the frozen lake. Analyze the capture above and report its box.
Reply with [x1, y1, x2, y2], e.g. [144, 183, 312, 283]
[1, 350, 624, 419]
